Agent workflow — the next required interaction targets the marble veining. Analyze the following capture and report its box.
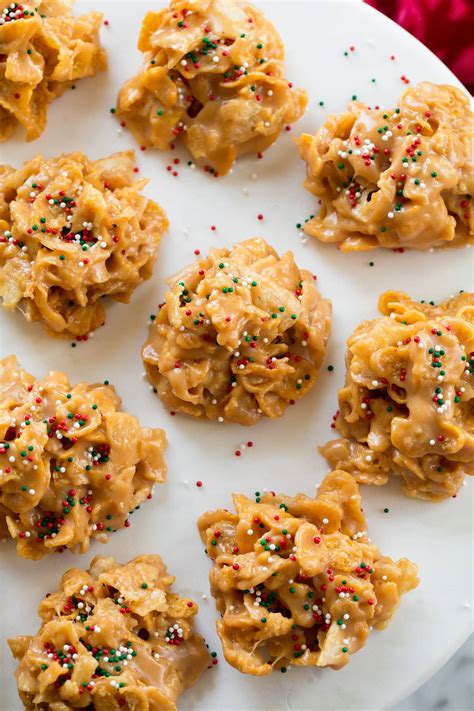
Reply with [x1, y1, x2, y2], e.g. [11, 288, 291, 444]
[394, 636, 473, 711]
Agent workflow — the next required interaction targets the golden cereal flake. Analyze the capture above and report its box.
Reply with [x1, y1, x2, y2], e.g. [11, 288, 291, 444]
[9, 555, 211, 710]
[297, 82, 473, 251]
[0, 150, 168, 337]
[322, 291, 474, 501]
[198, 469, 418, 675]
[117, 0, 307, 175]
[0, 356, 167, 559]
[142, 238, 331, 425]
[0, 0, 107, 141]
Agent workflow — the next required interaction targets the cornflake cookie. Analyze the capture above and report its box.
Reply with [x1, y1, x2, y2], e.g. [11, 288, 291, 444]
[198, 469, 418, 675]
[0, 0, 106, 141]
[0, 150, 168, 338]
[117, 0, 307, 175]
[8, 554, 211, 710]
[0, 356, 167, 559]
[297, 82, 473, 251]
[322, 291, 474, 501]
[142, 238, 331, 425]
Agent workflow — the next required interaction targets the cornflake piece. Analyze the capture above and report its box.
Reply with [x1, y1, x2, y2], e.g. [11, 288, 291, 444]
[142, 238, 331, 425]
[0, 356, 167, 559]
[297, 82, 473, 250]
[198, 469, 418, 675]
[0, 151, 168, 337]
[116, 0, 307, 174]
[0, 0, 106, 141]
[322, 290, 474, 501]
[8, 555, 210, 708]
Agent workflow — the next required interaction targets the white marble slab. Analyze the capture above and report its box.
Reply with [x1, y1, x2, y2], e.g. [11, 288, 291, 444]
[394, 636, 473, 711]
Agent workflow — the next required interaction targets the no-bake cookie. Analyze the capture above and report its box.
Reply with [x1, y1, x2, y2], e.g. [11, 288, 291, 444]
[198, 469, 418, 675]
[117, 0, 307, 175]
[322, 291, 474, 501]
[0, 150, 168, 337]
[142, 238, 331, 425]
[9, 554, 210, 709]
[0, 0, 106, 141]
[297, 82, 473, 251]
[0, 356, 167, 559]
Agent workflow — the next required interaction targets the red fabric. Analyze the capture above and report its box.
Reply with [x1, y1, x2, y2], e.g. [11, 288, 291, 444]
[366, 0, 474, 94]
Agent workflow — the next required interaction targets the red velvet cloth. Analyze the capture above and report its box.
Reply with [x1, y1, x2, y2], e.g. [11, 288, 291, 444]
[366, 0, 474, 94]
